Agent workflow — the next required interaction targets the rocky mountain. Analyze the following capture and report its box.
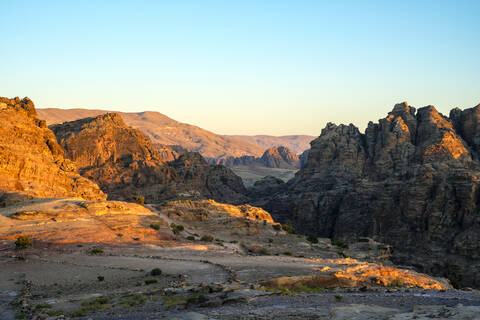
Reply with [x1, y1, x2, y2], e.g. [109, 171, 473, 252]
[224, 135, 315, 155]
[38, 108, 264, 159]
[261, 146, 300, 169]
[0, 97, 106, 205]
[51, 113, 247, 204]
[255, 102, 480, 288]
[213, 146, 301, 169]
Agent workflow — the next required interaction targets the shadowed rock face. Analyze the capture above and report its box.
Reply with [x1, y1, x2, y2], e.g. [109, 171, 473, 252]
[0, 97, 106, 204]
[256, 102, 480, 288]
[213, 146, 301, 169]
[51, 113, 247, 204]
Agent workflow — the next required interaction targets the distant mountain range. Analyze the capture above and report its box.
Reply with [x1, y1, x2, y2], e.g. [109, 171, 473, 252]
[37, 108, 314, 160]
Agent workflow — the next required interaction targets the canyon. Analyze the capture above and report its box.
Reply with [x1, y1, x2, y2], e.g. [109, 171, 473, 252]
[2, 97, 480, 319]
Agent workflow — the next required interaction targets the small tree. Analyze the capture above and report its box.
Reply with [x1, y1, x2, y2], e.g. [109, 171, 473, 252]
[15, 235, 32, 250]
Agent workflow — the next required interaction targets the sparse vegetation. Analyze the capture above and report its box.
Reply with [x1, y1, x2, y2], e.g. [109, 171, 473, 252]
[15, 312, 25, 319]
[145, 278, 158, 285]
[70, 309, 86, 318]
[307, 234, 319, 244]
[283, 251, 292, 256]
[132, 195, 145, 206]
[332, 239, 349, 249]
[35, 303, 52, 309]
[200, 234, 214, 242]
[150, 224, 160, 230]
[150, 268, 162, 276]
[90, 247, 104, 254]
[282, 220, 296, 234]
[81, 297, 111, 311]
[170, 223, 184, 234]
[121, 294, 146, 307]
[272, 224, 282, 231]
[15, 235, 32, 249]
[47, 309, 65, 317]
[162, 293, 204, 308]
[335, 294, 343, 302]
[258, 247, 269, 255]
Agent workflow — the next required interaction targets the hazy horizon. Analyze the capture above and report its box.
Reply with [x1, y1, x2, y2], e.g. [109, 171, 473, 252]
[2, 1, 479, 135]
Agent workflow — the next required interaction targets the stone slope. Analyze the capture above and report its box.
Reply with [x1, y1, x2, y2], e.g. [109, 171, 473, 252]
[256, 102, 480, 288]
[51, 113, 247, 204]
[0, 97, 106, 204]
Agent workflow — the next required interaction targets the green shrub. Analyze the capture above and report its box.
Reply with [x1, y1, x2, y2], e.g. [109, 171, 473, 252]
[170, 223, 184, 234]
[15, 235, 32, 249]
[15, 312, 25, 319]
[307, 234, 319, 244]
[186, 235, 195, 241]
[272, 224, 282, 231]
[35, 303, 52, 309]
[71, 309, 86, 318]
[258, 247, 269, 255]
[121, 295, 146, 307]
[150, 268, 162, 276]
[90, 248, 104, 254]
[132, 195, 145, 205]
[282, 220, 296, 234]
[200, 234, 214, 242]
[150, 224, 160, 230]
[145, 279, 157, 285]
[335, 294, 343, 302]
[283, 251, 292, 256]
[332, 239, 349, 249]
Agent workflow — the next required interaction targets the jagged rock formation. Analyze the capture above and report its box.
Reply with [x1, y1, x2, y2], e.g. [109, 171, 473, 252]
[0, 97, 106, 204]
[213, 146, 301, 169]
[256, 102, 480, 288]
[51, 113, 247, 204]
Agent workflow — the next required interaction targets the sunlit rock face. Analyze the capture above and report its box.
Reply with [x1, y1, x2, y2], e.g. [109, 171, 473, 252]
[257, 102, 480, 288]
[0, 97, 106, 204]
[51, 113, 248, 204]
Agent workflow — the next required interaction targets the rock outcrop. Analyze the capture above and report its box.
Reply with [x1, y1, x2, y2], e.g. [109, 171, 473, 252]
[256, 102, 480, 288]
[51, 113, 247, 204]
[0, 97, 106, 204]
[213, 146, 301, 169]
[260, 146, 301, 169]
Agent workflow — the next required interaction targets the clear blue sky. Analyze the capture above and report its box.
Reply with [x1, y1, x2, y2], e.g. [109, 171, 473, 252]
[1, 1, 479, 135]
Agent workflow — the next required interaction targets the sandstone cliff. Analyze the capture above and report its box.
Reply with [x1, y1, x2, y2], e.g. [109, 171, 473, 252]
[256, 102, 480, 288]
[213, 146, 301, 169]
[0, 97, 106, 204]
[51, 113, 247, 204]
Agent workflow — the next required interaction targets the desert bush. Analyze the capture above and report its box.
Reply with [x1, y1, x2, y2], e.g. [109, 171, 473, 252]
[307, 234, 319, 244]
[90, 247, 104, 254]
[132, 195, 145, 205]
[201, 234, 214, 242]
[97, 276, 104, 281]
[283, 251, 292, 256]
[150, 224, 160, 230]
[121, 294, 146, 307]
[272, 224, 282, 231]
[15, 235, 32, 249]
[258, 247, 269, 255]
[334, 294, 343, 302]
[35, 303, 52, 309]
[282, 220, 296, 234]
[186, 235, 195, 241]
[150, 268, 162, 276]
[332, 239, 349, 249]
[145, 278, 157, 285]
